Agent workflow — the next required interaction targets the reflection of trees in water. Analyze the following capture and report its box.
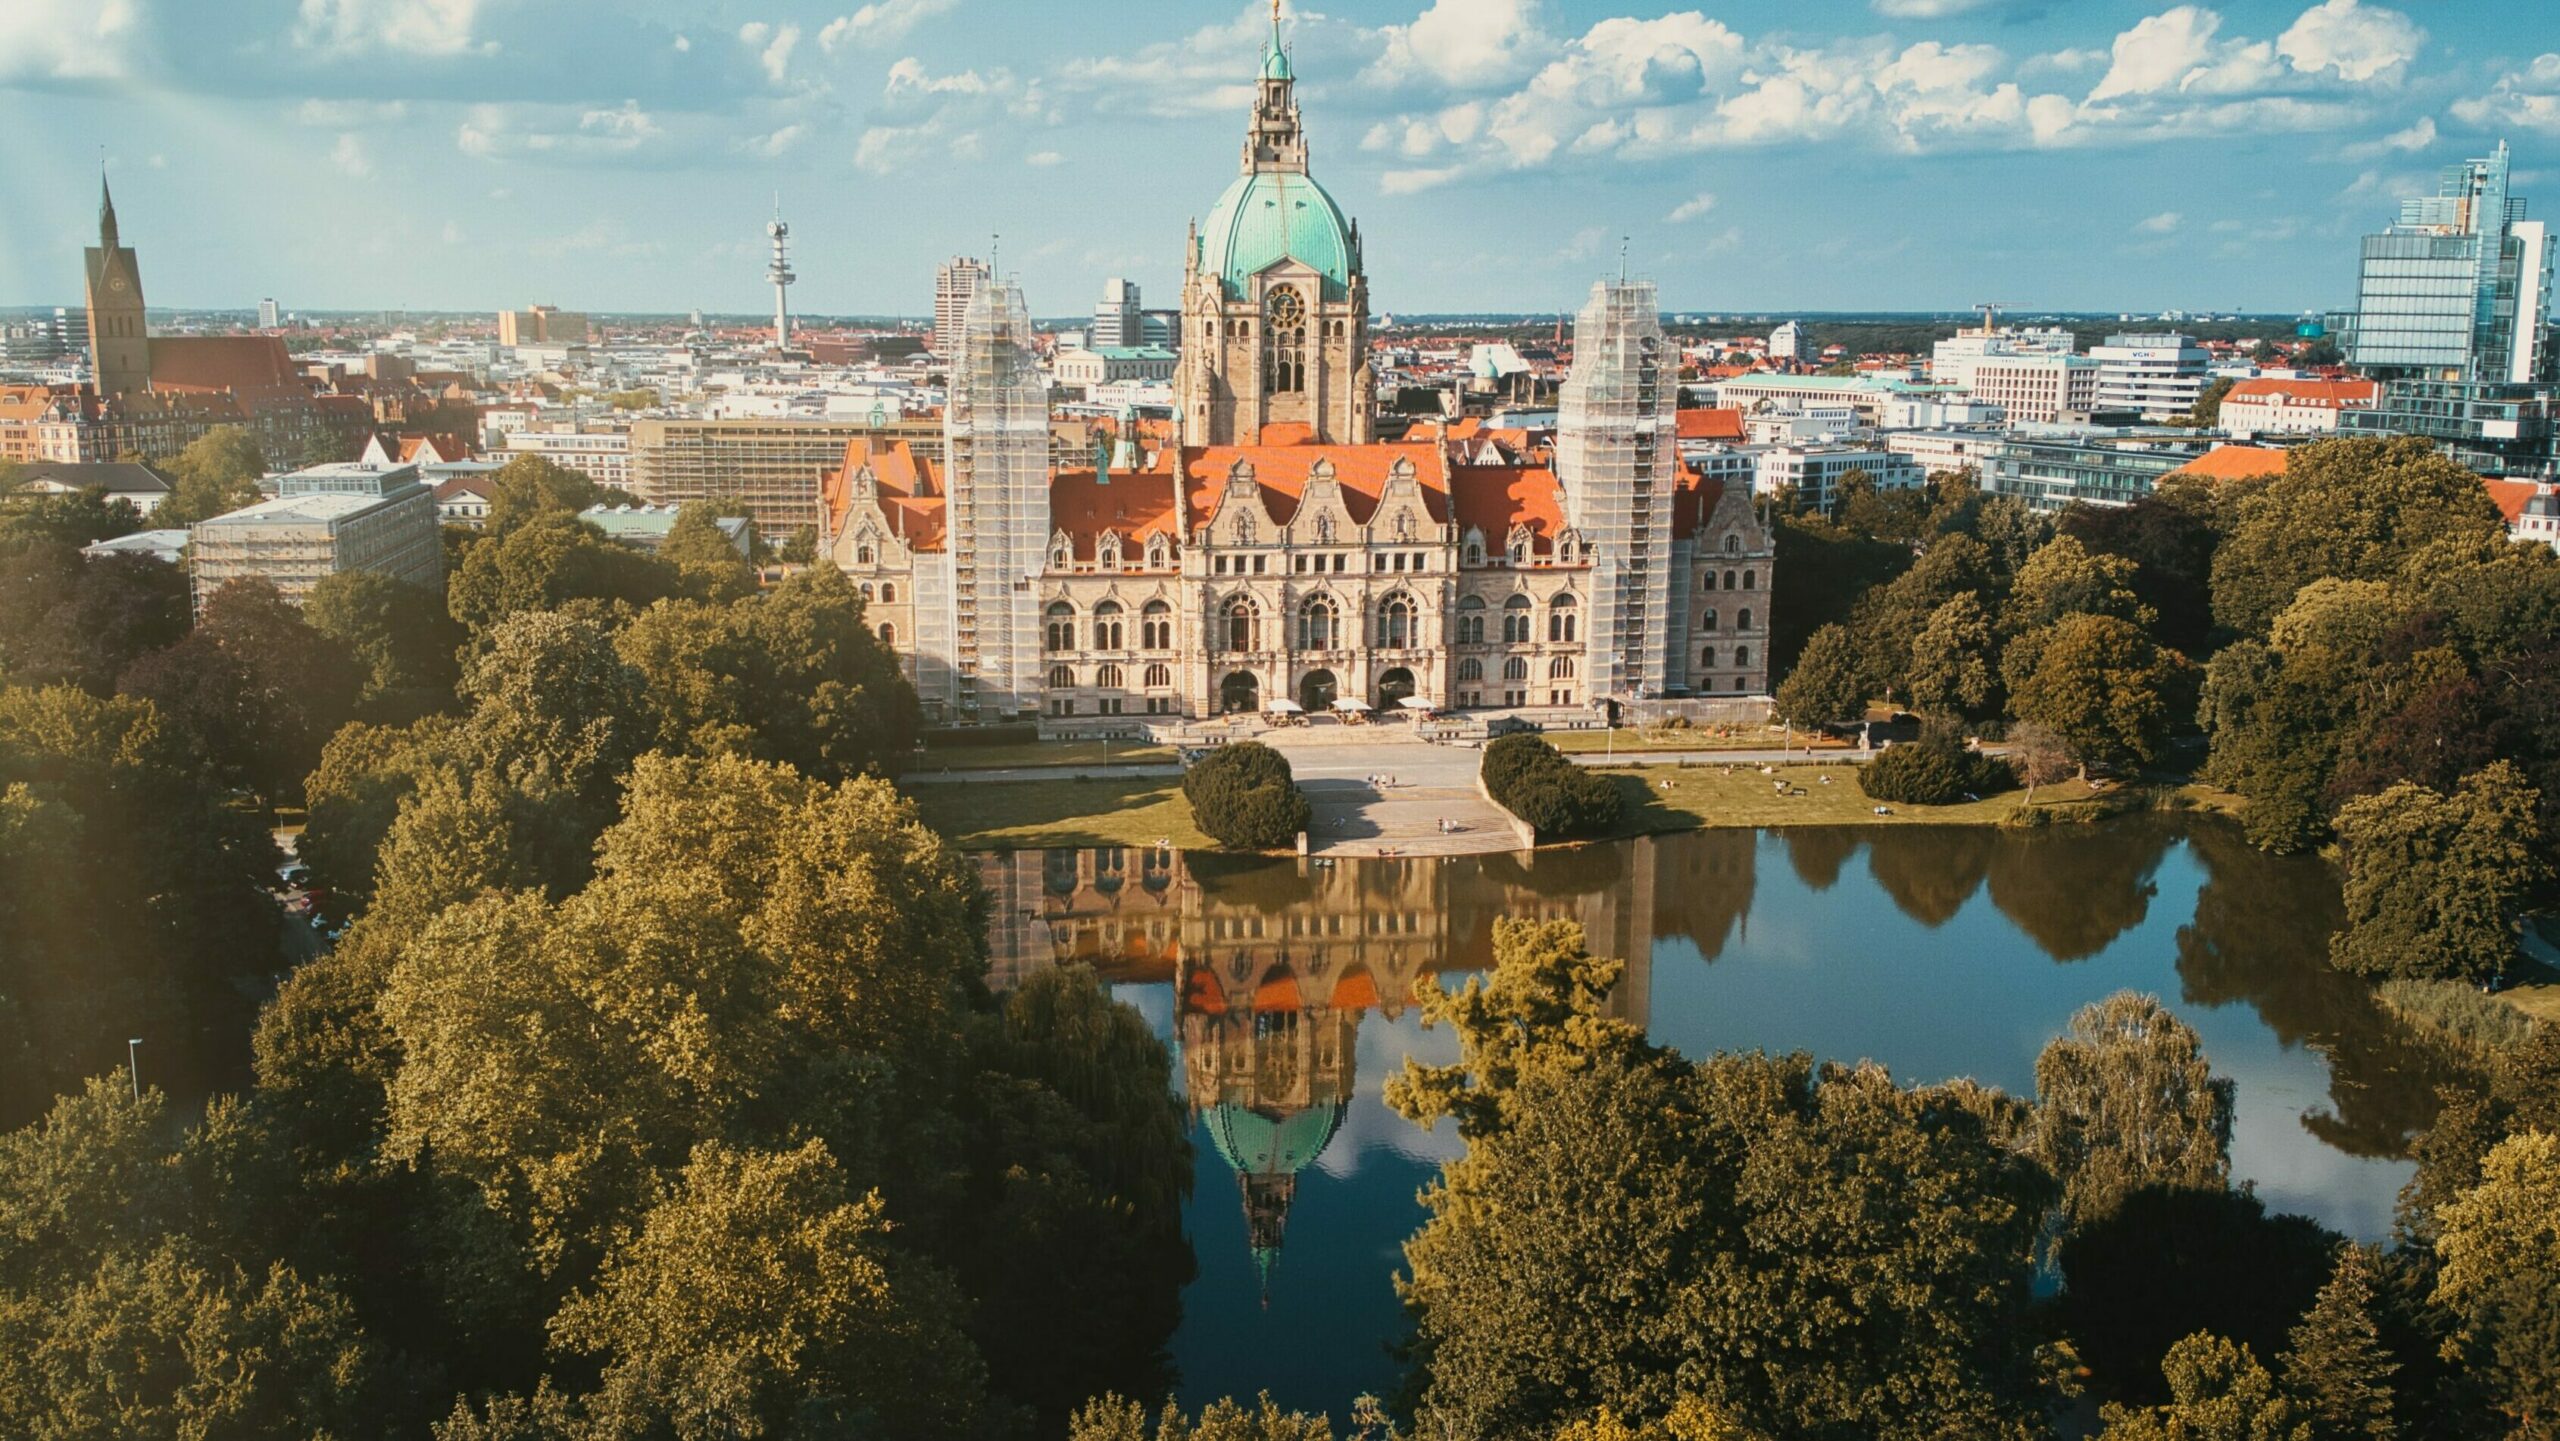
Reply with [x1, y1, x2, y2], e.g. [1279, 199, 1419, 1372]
[1984, 819, 2175, 961]
[1864, 827, 1995, 928]
[2173, 818, 2458, 1160]
[1649, 829, 1757, 960]
[1783, 828, 1864, 890]
[1181, 850, 1320, 913]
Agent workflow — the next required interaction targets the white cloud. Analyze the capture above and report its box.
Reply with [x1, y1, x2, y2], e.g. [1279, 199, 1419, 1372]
[295, 0, 483, 56]
[1380, 165, 1466, 195]
[1665, 192, 1717, 223]
[1872, 0, 1997, 15]
[1367, 0, 1546, 90]
[820, 0, 959, 53]
[294, 98, 407, 127]
[2451, 54, 2560, 136]
[329, 132, 372, 177]
[738, 21, 800, 85]
[743, 123, 807, 157]
[2089, 7, 2283, 102]
[1026, 149, 1065, 166]
[2277, 0, 2422, 85]
[2137, 209, 2182, 233]
[0, 0, 141, 82]
[457, 100, 664, 162]
[2338, 113, 2431, 160]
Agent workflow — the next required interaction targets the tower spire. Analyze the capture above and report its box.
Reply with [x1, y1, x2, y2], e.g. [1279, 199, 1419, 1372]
[99, 160, 119, 250]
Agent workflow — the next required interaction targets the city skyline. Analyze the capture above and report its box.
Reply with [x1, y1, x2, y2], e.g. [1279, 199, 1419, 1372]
[0, 0, 2551, 316]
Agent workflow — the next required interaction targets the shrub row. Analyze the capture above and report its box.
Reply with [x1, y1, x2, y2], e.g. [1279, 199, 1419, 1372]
[1857, 722, 2016, 806]
[1481, 733, 1623, 840]
[1182, 741, 1312, 850]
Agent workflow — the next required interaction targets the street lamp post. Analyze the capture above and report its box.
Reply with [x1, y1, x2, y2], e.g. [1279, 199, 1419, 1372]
[126, 1038, 141, 1101]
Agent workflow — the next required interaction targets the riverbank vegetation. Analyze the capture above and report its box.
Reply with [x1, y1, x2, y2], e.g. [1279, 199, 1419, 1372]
[1078, 917, 2559, 1441]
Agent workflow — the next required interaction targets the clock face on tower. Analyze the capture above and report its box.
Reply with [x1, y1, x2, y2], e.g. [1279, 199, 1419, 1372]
[109, 276, 128, 292]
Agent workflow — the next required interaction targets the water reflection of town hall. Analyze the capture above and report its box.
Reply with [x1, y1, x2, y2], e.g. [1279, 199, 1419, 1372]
[980, 840, 1743, 1288]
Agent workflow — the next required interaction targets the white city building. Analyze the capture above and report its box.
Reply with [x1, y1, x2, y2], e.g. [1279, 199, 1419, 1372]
[1886, 428, 2005, 480]
[503, 428, 634, 491]
[1930, 326, 2075, 389]
[1752, 445, 1924, 512]
[1967, 355, 2100, 424]
[2091, 333, 2209, 420]
[2217, 378, 2381, 439]
[1768, 320, 1804, 362]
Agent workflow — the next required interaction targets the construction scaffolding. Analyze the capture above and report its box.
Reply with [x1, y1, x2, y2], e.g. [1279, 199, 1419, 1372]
[942, 277, 1050, 720]
[1555, 277, 1675, 701]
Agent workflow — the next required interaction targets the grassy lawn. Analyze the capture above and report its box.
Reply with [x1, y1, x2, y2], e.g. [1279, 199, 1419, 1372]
[1589, 762, 2110, 838]
[910, 740, 1175, 772]
[903, 774, 1213, 851]
[1543, 727, 1849, 755]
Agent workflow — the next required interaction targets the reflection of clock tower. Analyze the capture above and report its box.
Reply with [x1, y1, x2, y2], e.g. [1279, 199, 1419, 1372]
[84, 175, 152, 401]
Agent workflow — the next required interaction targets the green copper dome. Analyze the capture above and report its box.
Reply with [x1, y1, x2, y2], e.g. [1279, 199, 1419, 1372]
[1199, 170, 1355, 301]
[1202, 1099, 1347, 1179]
[1262, 44, 1292, 80]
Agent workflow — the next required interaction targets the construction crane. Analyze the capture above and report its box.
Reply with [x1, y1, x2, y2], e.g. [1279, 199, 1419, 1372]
[1972, 301, 2010, 336]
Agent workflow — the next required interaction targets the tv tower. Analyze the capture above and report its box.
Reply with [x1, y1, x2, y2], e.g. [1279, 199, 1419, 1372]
[766, 195, 796, 349]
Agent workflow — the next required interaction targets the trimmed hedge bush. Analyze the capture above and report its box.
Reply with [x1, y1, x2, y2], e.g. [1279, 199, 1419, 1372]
[1481, 733, 1623, 840]
[1182, 741, 1312, 850]
[1857, 722, 2014, 806]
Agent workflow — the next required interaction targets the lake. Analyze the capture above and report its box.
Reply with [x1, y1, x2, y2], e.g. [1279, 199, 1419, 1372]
[977, 818, 2457, 1418]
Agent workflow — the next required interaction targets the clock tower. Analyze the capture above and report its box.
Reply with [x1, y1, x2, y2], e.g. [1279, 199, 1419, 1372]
[84, 175, 151, 401]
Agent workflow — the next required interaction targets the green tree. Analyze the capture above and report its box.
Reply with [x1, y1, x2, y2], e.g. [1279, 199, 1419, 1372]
[2005, 533, 2155, 635]
[2005, 612, 2185, 775]
[2062, 478, 2224, 657]
[1907, 592, 1998, 720]
[2330, 762, 2545, 984]
[2279, 1244, 2400, 1441]
[1184, 742, 1312, 849]
[2210, 436, 2504, 638]
[1858, 718, 2010, 805]
[457, 609, 648, 810]
[2007, 721, 2074, 803]
[659, 505, 756, 603]
[306, 569, 464, 722]
[2190, 376, 2239, 428]
[447, 509, 675, 636]
[2096, 1333, 2312, 1441]
[118, 576, 362, 806]
[0, 486, 143, 554]
[549, 1140, 987, 1441]
[480, 454, 603, 536]
[0, 544, 189, 693]
[779, 524, 818, 565]
[1774, 622, 1867, 729]
[2431, 1131, 2560, 1438]
[1389, 919, 2053, 1441]
[155, 425, 269, 526]
[2033, 991, 2235, 1230]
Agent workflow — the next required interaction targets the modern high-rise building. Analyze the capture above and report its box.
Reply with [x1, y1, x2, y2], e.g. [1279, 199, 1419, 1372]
[257, 298, 280, 330]
[939, 277, 1052, 719]
[187, 461, 442, 611]
[1092, 278, 1143, 348]
[933, 257, 989, 359]
[1557, 278, 1676, 700]
[2335, 141, 2558, 475]
[1768, 320, 1803, 363]
[497, 305, 590, 346]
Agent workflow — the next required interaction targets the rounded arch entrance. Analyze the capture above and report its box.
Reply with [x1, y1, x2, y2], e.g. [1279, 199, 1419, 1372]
[1375, 667, 1416, 709]
[1299, 669, 1338, 713]
[1220, 670, 1262, 713]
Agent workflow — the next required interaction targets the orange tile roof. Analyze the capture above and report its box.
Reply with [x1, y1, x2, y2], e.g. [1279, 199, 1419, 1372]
[2223, 378, 2378, 407]
[1183, 442, 1452, 528]
[1675, 407, 1744, 441]
[1049, 468, 1184, 559]
[826, 436, 949, 550]
[1443, 417, 1484, 439]
[146, 336, 302, 394]
[2171, 444, 2290, 481]
[1449, 464, 1565, 549]
[2483, 477, 2539, 524]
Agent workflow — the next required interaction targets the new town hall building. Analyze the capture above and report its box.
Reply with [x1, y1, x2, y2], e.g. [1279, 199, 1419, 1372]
[826, 15, 1773, 726]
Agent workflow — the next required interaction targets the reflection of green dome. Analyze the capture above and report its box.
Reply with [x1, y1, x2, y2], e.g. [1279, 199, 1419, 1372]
[1202, 1098, 1347, 1178]
[1198, 171, 1355, 300]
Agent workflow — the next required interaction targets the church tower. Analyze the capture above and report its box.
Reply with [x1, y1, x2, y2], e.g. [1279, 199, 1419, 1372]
[1173, 2, 1373, 447]
[84, 176, 152, 401]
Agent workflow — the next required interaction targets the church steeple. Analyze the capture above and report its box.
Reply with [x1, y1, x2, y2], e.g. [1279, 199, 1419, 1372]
[83, 170, 151, 401]
[1244, 0, 1305, 174]
[99, 171, 121, 252]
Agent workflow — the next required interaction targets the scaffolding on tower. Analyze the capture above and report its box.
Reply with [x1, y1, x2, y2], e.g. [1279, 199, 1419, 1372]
[1555, 277, 1675, 704]
[941, 276, 1050, 720]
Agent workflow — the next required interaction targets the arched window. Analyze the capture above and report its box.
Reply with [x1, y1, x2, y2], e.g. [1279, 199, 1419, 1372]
[1724, 535, 1741, 555]
[1457, 594, 1486, 644]
[856, 542, 875, 564]
[879, 623, 896, 645]
[879, 582, 895, 602]
[1298, 594, 1337, 650]
[1096, 663, 1124, 689]
[1223, 596, 1259, 652]
[1145, 535, 1170, 569]
[1702, 570, 1717, 591]
[1048, 664, 1074, 688]
[1502, 594, 1532, 643]
[1457, 657, 1483, 682]
[1093, 600, 1125, 650]
[1464, 535, 1485, 566]
[1377, 592, 1416, 649]
[1141, 600, 1174, 650]
[1738, 608, 1754, 632]
[1549, 657, 1575, 679]
[1548, 593, 1578, 643]
[1742, 569, 1755, 590]
[1700, 645, 1717, 668]
[1502, 656, 1528, 681]
[1735, 645, 1751, 668]
[1701, 607, 1719, 632]
[1263, 285, 1306, 393]
[1098, 533, 1121, 568]
[860, 582, 875, 601]
[1051, 538, 1074, 570]
[1044, 600, 1076, 652]
[1723, 569, 1738, 589]
[1143, 662, 1172, 689]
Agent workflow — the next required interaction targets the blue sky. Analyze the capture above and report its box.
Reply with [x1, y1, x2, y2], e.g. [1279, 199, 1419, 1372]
[0, 0, 2552, 318]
